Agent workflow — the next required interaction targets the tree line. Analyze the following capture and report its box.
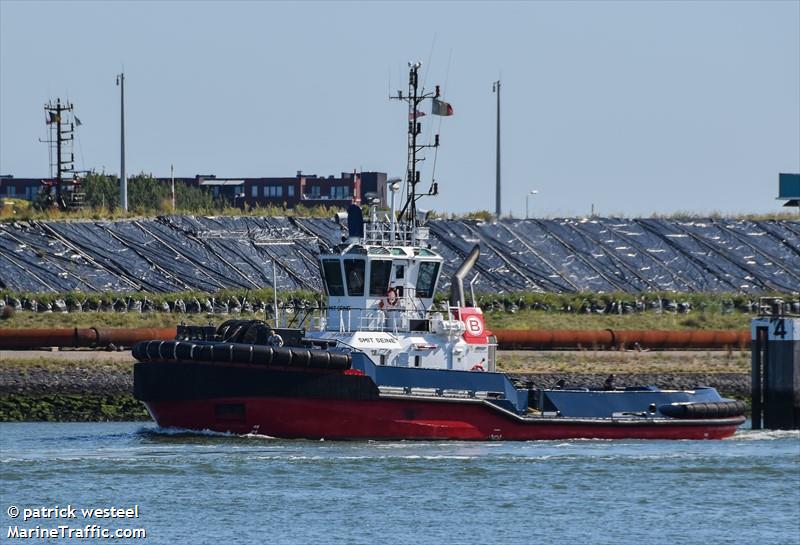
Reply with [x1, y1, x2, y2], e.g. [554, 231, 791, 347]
[19, 173, 341, 219]
[70, 172, 217, 213]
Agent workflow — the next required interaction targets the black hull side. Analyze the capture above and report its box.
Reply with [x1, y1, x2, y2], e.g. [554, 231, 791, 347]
[134, 361, 379, 403]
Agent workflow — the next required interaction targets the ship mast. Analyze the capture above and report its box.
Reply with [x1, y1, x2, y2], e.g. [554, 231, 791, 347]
[391, 62, 441, 224]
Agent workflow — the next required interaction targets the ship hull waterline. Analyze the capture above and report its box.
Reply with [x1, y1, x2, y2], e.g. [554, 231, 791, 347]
[142, 396, 744, 441]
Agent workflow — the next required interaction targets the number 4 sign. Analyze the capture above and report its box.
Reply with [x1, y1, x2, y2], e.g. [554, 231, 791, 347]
[769, 318, 796, 341]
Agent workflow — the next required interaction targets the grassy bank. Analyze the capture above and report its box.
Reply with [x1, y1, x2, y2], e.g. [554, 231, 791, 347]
[2, 289, 784, 332]
[0, 308, 753, 331]
[484, 310, 751, 330]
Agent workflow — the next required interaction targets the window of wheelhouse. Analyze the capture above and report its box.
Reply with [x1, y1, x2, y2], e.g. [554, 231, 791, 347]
[369, 260, 392, 296]
[321, 259, 345, 296]
[416, 261, 440, 298]
[343, 259, 366, 296]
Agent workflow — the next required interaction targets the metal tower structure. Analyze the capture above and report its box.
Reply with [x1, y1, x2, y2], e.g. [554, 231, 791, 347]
[390, 62, 442, 224]
[41, 98, 83, 210]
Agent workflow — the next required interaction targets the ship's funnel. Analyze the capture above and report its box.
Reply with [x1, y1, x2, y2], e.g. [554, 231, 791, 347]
[450, 244, 480, 308]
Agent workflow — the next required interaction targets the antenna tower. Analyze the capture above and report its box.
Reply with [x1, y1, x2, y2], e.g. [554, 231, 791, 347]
[390, 62, 441, 223]
[41, 99, 83, 210]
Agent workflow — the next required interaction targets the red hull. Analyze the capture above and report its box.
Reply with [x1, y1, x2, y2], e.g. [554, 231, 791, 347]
[144, 396, 744, 440]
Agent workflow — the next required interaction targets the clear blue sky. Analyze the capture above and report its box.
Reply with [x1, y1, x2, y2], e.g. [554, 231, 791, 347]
[1, 1, 798, 217]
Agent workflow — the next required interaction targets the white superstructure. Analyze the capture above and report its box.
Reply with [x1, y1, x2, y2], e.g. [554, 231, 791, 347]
[307, 209, 496, 372]
[304, 61, 496, 371]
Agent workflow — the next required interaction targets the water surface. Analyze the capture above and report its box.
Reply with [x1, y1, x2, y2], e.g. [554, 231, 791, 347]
[1, 422, 798, 544]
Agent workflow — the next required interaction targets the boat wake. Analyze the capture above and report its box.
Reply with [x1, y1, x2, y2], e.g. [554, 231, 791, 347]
[137, 426, 277, 440]
[731, 428, 800, 441]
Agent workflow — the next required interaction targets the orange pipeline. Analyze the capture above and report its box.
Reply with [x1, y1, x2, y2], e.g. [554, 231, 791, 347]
[0, 326, 749, 350]
[493, 329, 750, 350]
[0, 327, 176, 349]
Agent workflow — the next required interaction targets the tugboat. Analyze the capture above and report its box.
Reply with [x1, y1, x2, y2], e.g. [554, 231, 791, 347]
[133, 63, 745, 440]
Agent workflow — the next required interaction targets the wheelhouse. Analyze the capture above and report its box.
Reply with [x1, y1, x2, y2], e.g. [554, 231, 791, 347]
[318, 242, 443, 333]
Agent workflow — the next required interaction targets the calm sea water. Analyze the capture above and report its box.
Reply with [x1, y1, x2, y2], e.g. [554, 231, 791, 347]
[1, 422, 798, 545]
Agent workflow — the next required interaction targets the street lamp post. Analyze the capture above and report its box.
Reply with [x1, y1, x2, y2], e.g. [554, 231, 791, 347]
[526, 190, 539, 219]
[388, 177, 401, 243]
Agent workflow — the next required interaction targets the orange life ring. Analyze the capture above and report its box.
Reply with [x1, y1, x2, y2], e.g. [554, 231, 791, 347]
[470, 363, 485, 372]
[386, 288, 398, 307]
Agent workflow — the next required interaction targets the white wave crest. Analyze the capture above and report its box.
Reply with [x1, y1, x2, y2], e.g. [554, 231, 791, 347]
[141, 426, 276, 440]
[731, 429, 800, 441]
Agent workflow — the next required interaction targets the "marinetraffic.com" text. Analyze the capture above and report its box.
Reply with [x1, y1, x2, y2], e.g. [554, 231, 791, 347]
[6, 504, 146, 540]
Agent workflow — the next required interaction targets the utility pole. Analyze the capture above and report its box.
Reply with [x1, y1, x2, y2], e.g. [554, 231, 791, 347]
[117, 73, 127, 212]
[526, 190, 539, 219]
[171, 164, 175, 210]
[272, 260, 279, 327]
[493, 80, 501, 219]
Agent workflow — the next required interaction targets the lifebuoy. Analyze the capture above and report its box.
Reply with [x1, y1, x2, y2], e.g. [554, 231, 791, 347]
[386, 288, 398, 307]
[470, 364, 485, 372]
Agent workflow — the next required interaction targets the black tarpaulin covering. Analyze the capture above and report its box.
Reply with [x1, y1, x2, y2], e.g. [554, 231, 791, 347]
[1, 217, 798, 294]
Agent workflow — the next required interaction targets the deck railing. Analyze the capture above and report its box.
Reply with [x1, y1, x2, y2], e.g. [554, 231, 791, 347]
[361, 221, 430, 247]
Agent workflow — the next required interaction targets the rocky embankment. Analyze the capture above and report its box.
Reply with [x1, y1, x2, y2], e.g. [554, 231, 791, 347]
[0, 352, 750, 422]
[508, 373, 750, 396]
[0, 357, 148, 421]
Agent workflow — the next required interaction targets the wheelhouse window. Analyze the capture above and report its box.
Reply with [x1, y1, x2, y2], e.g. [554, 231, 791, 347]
[322, 259, 345, 296]
[416, 261, 440, 298]
[344, 259, 366, 296]
[369, 260, 392, 296]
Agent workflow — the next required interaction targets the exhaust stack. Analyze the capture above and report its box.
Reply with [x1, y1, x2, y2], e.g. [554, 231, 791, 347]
[450, 244, 480, 308]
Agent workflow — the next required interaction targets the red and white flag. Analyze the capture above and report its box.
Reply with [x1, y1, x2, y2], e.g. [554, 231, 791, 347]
[431, 98, 454, 116]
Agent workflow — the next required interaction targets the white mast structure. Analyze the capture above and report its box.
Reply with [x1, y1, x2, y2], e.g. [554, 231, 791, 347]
[305, 62, 496, 373]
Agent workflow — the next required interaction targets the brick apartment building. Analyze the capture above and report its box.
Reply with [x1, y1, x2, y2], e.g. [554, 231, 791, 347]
[181, 171, 363, 208]
[1, 171, 389, 208]
[0, 176, 44, 201]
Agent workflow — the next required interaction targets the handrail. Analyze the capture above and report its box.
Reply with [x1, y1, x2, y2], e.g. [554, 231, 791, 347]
[316, 302, 457, 333]
[361, 221, 430, 247]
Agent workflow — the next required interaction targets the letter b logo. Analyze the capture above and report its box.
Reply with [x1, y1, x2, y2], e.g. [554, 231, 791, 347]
[465, 315, 484, 336]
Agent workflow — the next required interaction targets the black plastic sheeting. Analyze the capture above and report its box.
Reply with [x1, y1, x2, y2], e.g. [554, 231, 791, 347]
[1, 216, 798, 294]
